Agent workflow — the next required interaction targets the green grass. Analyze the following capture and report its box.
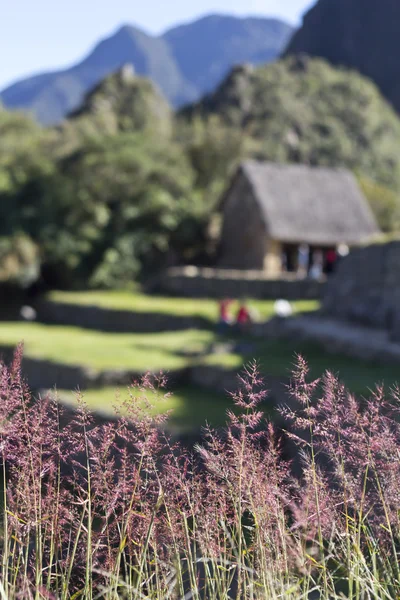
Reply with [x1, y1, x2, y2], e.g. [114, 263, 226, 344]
[0, 322, 215, 371]
[1, 319, 399, 401]
[206, 337, 400, 397]
[2, 290, 399, 430]
[54, 331, 400, 433]
[1, 318, 399, 402]
[47, 290, 319, 323]
[57, 385, 238, 433]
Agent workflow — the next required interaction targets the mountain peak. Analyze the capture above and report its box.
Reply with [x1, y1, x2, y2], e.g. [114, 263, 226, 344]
[68, 65, 172, 137]
[166, 12, 291, 31]
[0, 14, 293, 125]
[114, 24, 153, 39]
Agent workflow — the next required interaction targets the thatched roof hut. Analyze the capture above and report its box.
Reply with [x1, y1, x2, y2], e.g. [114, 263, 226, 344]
[218, 161, 379, 274]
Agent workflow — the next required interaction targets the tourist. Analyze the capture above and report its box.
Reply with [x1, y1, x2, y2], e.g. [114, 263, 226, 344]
[310, 249, 324, 279]
[297, 244, 309, 277]
[218, 298, 233, 333]
[325, 248, 337, 274]
[274, 299, 293, 318]
[281, 249, 288, 273]
[236, 302, 252, 334]
[338, 244, 350, 260]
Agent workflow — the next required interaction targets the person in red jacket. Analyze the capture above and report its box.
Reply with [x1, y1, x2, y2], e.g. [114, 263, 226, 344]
[325, 248, 337, 274]
[236, 302, 252, 333]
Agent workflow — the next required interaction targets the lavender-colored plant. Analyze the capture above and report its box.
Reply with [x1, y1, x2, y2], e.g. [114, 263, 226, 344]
[1, 349, 400, 599]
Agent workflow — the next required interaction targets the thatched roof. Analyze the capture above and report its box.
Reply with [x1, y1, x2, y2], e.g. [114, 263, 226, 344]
[238, 161, 379, 245]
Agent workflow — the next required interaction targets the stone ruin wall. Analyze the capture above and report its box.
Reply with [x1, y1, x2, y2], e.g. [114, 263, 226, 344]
[154, 266, 325, 300]
[323, 240, 400, 340]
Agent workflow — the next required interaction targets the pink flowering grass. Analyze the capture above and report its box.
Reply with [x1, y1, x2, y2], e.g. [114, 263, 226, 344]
[1, 348, 400, 599]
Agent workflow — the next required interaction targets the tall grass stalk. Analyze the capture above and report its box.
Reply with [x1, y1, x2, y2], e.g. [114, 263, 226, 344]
[1, 349, 400, 598]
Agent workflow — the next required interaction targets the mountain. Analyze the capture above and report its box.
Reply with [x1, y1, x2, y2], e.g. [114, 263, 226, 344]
[0, 15, 292, 126]
[285, 0, 400, 114]
[0, 26, 188, 126]
[182, 56, 400, 189]
[164, 15, 292, 99]
[68, 65, 172, 136]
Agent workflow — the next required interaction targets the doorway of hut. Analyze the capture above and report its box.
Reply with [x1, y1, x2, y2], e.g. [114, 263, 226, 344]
[281, 244, 338, 277]
[281, 243, 301, 273]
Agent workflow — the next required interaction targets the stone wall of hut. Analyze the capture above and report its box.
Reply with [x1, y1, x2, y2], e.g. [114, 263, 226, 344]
[218, 172, 267, 270]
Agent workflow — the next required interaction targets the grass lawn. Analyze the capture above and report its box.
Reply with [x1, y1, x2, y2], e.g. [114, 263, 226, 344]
[1, 320, 399, 400]
[2, 290, 399, 431]
[205, 337, 400, 397]
[0, 323, 216, 371]
[47, 290, 319, 324]
[57, 385, 238, 433]
[55, 332, 400, 432]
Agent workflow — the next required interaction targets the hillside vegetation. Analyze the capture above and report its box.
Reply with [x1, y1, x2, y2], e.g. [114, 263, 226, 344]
[183, 57, 400, 189]
[2, 57, 400, 290]
[68, 66, 172, 137]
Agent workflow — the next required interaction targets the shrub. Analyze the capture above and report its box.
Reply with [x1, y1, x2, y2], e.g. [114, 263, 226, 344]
[0, 233, 40, 288]
[1, 352, 400, 598]
[358, 175, 400, 232]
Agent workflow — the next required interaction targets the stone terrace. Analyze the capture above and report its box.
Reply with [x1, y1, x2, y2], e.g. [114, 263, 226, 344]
[323, 240, 400, 340]
[153, 266, 325, 299]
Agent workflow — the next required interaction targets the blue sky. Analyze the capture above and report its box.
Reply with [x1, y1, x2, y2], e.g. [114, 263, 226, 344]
[0, 0, 313, 90]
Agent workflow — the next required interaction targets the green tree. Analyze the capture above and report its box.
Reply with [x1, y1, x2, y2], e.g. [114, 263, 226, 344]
[18, 132, 197, 288]
[0, 233, 39, 288]
[0, 109, 54, 289]
[0, 109, 52, 199]
[182, 58, 400, 190]
[358, 176, 400, 233]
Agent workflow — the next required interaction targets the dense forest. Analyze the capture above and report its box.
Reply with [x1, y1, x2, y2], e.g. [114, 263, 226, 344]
[2, 57, 400, 291]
